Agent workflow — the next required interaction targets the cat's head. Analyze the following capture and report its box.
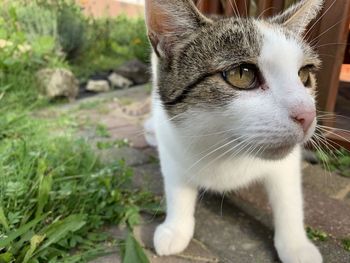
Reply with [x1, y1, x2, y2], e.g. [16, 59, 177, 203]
[145, 0, 323, 160]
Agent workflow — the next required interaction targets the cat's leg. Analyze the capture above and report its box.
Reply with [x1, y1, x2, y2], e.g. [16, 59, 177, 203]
[264, 154, 322, 263]
[154, 169, 197, 255]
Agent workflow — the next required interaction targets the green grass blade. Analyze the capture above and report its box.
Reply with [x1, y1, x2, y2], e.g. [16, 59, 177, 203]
[35, 159, 53, 218]
[123, 232, 149, 263]
[0, 206, 10, 232]
[22, 234, 46, 263]
[35, 214, 86, 254]
[0, 214, 46, 248]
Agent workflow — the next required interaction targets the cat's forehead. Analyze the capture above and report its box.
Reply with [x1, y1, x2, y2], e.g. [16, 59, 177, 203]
[256, 21, 304, 71]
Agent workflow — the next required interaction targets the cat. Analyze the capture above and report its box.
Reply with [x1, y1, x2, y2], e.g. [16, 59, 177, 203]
[144, 0, 324, 262]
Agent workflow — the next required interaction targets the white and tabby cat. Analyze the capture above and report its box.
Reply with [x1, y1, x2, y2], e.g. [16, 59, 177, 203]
[144, 0, 324, 262]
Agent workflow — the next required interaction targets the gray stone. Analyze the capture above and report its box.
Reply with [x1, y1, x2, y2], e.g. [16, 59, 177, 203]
[36, 68, 79, 101]
[195, 195, 278, 263]
[115, 59, 150, 85]
[133, 163, 164, 196]
[302, 149, 319, 164]
[89, 254, 120, 263]
[108, 73, 133, 89]
[86, 80, 110, 92]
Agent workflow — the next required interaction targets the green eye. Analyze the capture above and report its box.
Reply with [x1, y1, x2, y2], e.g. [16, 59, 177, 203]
[223, 64, 258, 89]
[299, 66, 311, 86]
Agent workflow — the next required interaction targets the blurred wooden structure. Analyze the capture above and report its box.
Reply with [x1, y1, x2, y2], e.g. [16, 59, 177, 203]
[194, 0, 350, 148]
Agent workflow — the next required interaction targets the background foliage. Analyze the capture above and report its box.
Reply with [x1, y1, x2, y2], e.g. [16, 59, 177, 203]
[0, 0, 153, 262]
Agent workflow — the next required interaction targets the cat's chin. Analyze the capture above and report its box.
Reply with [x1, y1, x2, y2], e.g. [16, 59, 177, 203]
[253, 144, 297, 160]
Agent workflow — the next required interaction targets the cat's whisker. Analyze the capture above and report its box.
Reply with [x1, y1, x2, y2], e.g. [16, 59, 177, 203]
[317, 111, 350, 121]
[257, 7, 275, 20]
[314, 127, 350, 156]
[311, 132, 339, 158]
[313, 42, 349, 49]
[228, 0, 241, 19]
[308, 137, 333, 178]
[309, 14, 348, 46]
[185, 135, 246, 176]
[304, 0, 337, 41]
[220, 191, 226, 217]
[186, 136, 253, 185]
[317, 125, 350, 134]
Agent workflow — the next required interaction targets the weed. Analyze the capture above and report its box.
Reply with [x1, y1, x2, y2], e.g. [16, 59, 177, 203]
[97, 139, 130, 150]
[306, 227, 328, 242]
[342, 239, 350, 251]
[96, 123, 111, 138]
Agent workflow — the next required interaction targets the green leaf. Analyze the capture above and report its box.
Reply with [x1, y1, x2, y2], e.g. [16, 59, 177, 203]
[22, 235, 46, 263]
[0, 214, 46, 248]
[35, 214, 86, 254]
[125, 207, 140, 229]
[0, 206, 9, 232]
[35, 159, 53, 218]
[32, 36, 55, 55]
[0, 252, 13, 263]
[123, 232, 149, 263]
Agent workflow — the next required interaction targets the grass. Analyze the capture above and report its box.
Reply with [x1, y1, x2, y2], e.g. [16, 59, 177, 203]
[316, 148, 350, 178]
[0, 89, 157, 262]
[0, 2, 154, 261]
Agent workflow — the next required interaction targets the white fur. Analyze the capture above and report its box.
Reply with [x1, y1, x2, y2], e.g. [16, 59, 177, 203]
[149, 22, 322, 263]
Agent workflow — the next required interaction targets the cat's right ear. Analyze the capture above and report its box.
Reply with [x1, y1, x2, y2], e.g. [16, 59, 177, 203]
[145, 0, 211, 58]
[270, 0, 324, 35]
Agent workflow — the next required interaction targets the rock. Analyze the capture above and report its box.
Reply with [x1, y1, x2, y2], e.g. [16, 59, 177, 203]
[303, 149, 319, 164]
[89, 71, 111, 81]
[86, 80, 110, 93]
[36, 68, 79, 101]
[115, 59, 150, 85]
[108, 73, 133, 89]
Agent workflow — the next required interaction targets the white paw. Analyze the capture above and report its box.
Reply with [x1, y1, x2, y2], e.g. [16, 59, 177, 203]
[153, 223, 193, 256]
[276, 239, 322, 263]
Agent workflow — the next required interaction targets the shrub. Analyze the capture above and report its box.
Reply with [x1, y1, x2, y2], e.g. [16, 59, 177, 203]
[57, 6, 87, 60]
[54, 0, 89, 60]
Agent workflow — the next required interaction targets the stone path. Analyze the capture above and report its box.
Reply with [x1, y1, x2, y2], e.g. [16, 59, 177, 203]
[45, 85, 350, 262]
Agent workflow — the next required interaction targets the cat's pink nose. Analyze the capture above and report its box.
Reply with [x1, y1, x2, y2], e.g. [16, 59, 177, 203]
[291, 111, 316, 133]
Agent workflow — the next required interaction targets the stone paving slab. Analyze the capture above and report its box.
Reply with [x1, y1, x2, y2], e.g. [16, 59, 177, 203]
[134, 217, 220, 263]
[303, 164, 350, 204]
[228, 167, 350, 240]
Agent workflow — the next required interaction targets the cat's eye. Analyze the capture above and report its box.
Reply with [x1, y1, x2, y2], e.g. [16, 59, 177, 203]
[298, 66, 312, 86]
[222, 64, 258, 90]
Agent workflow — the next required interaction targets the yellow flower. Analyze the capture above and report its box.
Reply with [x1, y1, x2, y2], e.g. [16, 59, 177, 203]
[18, 44, 32, 53]
[132, 38, 141, 45]
[0, 39, 13, 49]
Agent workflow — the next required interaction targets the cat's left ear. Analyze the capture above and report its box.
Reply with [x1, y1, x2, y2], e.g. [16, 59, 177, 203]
[270, 0, 324, 35]
[145, 0, 211, 58]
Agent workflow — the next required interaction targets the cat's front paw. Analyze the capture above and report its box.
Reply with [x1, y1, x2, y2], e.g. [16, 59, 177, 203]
[153, 223, 193, 256]
[275, 239, 322, 263]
